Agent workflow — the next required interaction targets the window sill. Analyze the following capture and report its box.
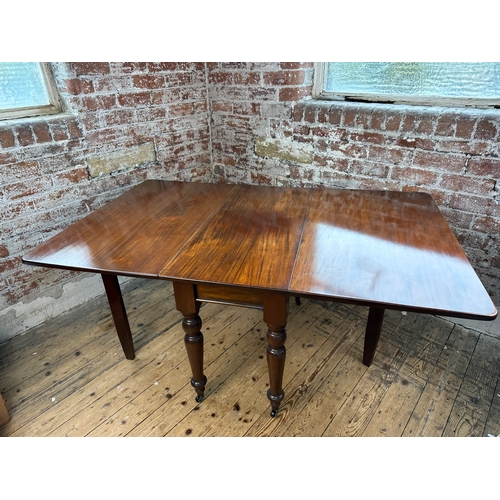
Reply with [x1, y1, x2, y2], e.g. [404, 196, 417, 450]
[0, 112, 77, 128]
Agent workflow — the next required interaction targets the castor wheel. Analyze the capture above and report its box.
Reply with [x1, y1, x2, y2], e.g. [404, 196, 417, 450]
[270, 410, 277, 418]
[195, 395, 202, 403]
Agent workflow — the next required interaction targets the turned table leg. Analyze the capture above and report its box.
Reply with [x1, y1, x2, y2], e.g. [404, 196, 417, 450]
[263, 293, 288, 417]
[363, 306, 385, 367]
[173, 282, 207, 402]
[101, 274, 135, 360]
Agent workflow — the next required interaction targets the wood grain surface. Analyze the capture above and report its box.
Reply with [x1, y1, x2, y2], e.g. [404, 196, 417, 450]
[23, 180, 497, 320]
[289, 189, 496, 318]
[22, 180, 236, 277]
[162, 184, 312, 290]
[2, 278, 499, 437]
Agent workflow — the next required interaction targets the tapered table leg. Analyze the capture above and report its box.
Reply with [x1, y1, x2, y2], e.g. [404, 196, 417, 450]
[363, 306, 385, 366]
[173, 282, 207, 402]
[263, 293, 288, 417]
[101, 274, 135, 360]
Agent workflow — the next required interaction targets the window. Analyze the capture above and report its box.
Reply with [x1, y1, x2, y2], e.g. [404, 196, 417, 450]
[313, 62, 500, 109]
[0, 62, 62, 120]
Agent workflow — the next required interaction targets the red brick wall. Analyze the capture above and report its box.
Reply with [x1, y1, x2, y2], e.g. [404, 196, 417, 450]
[208, 62, 500, 305]
[0, 62, 211, 316]
[1, 61, 498, 340]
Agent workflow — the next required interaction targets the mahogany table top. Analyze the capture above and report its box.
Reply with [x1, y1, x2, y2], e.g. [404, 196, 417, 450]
[23, 180, 497, 320]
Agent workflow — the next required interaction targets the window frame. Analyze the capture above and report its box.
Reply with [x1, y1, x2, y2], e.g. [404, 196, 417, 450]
[0, 62, 63, 121]
[312, 62, 500, 109]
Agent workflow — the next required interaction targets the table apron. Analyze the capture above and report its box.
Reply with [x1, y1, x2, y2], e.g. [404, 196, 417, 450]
[193, 282, 271, 310]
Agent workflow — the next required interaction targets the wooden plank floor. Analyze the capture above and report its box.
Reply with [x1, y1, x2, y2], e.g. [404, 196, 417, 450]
[1, 277, 500, 438]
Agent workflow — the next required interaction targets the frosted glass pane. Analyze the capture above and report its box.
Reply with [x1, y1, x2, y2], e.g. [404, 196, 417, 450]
[325, 63, 500, 99]
[0, 62, 51, 110]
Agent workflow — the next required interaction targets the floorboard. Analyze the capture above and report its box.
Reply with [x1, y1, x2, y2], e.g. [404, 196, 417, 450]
[1, 277, 500, 438]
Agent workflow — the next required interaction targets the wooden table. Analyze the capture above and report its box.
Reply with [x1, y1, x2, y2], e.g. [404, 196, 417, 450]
[23, 180, 498, 417]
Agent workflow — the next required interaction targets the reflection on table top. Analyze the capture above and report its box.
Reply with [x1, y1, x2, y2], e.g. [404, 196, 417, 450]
[23, 180, 497, 320]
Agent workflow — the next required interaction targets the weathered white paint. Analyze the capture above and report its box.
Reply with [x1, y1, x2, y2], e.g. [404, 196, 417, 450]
[0, 274, 110, 344]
